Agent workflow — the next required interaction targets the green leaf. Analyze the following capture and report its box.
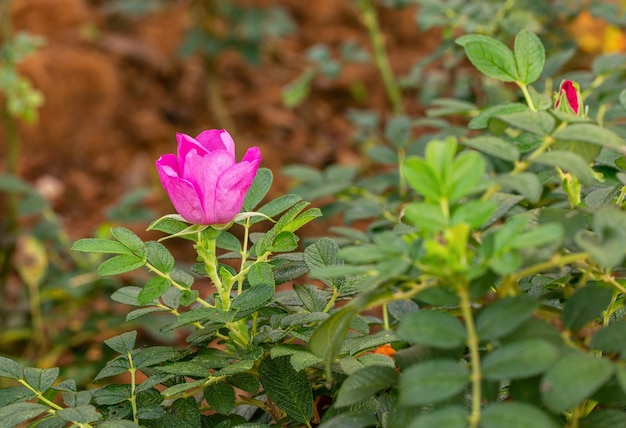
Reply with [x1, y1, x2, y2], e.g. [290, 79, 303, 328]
[137, 277, 170, 306]
[335, 365, 398, 407]
[179, 289, 199, 306]
[462, 136, 520, 161]
[146, 216, 189, 238]
[282, 208, 323, 233]
[497, 111, 555, 135]
[216, 231, 242, 253]
[397, 310, 466, 349]
[541, 353, 614, 413]
[294, 284, 330, 313]
[104, 331, 137, 354]
[482, 339, 559, 381]
[145, 241, 175, 273]
[230, 282, 274, 318]
[110, 227, 145, 254]
[456, 35, 518, 82]
[177, 307, 232, 326]
[407, 406, 468, 428]
[259, 356, 313, 424]
[510, 223, 563, 249]
[580, 409, 626, 428]
[309, 306, 360, 378]
[468, 103, 528, 130]
[476, 295, 540, 341]
[257, 194, 303, 221]
[171, 397, 201, 427]
[0, 356, 23, 380]
[451, 200, 496, 229]
[111, 286, 142, 306]
[305, 238, 346, 290]
[215, 359, 255, 377]
[282, 68, 315, 108]
[399, 359, 469, 406]
[496, 172, 542, 203]
[271, 231, 299, 252]
[93, 357, 130, 382]
[533, 151, 597, 186]
[56, 405, 101, 423]
[513, 29, 545, 84]
[98, 254, 145, 276]
[590, 320, 626, 355]
[620, 89, 626, 111]
[133, 346, 180, 369]
[553, 124, 626, 152]
[204, 382, 236, 415]
[247, 262, 275, 288]
[403, 202, 448, 232]
[23, 367, 58, 392]
[0, 386, 35, 406]
[71, 238, 132, 255]
[227, 373, 260, 395]
[318, 413, 378, 428]
[243, 167, 273, 211]
[575, 204, 626, 268]
[92, 384, 130, 405]
[481, 402, 557, 428]
[448, 151, 486, 202]
[403, 157, 441, 200]
[0, 402, 48, 428]
[563, 283, 614, 331]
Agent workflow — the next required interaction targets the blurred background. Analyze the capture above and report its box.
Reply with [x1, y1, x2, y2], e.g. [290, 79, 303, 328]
[1, 0, 625, 386]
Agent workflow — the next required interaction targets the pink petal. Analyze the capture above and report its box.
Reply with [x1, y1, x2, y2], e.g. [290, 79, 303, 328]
[183, 148, 236, 223]
[176, 133, 208, 175]
[212, 154, 262, 223]
[563, 81, 579, 114]
[242, 146, 262, 164]
[195, 129, 235, 155]
[156, 155, 205, 224]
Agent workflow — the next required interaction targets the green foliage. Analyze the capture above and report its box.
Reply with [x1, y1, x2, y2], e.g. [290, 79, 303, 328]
[5, 3, 626, 428]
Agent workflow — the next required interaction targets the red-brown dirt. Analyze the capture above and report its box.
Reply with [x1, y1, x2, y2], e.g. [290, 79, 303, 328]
[2, 0, 440, 239]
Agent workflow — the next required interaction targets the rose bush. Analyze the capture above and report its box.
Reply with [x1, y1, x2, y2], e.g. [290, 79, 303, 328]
[155, 129, 262, 225]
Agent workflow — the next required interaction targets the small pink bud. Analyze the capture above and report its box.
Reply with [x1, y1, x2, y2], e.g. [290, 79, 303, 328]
[554, 80, 582, 115]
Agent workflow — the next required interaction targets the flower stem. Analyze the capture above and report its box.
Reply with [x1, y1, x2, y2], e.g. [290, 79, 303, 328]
[458, 285, 482, 428]
[518, 82, 536, 111]
[238, 219, 252, 295]
[127, 351, 139, 424]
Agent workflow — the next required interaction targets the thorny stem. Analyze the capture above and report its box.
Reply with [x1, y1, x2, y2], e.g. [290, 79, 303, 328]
[458, 285, 482, 428]
[357, 0, 404, 115]
[602, 274, 626, 296]
[127, 351, 139, 424]
[512, 252, 589, 281]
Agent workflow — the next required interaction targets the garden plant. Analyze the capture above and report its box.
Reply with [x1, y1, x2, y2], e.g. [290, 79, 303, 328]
[2, 2, 626, 428]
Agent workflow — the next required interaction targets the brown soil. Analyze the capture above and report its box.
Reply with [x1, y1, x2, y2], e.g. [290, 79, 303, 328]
[2, 0, 440, 239]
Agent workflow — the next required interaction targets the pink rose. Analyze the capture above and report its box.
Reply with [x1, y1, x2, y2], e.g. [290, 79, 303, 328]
[554, 80, 582, 115]
[156, 129, 261, 225]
